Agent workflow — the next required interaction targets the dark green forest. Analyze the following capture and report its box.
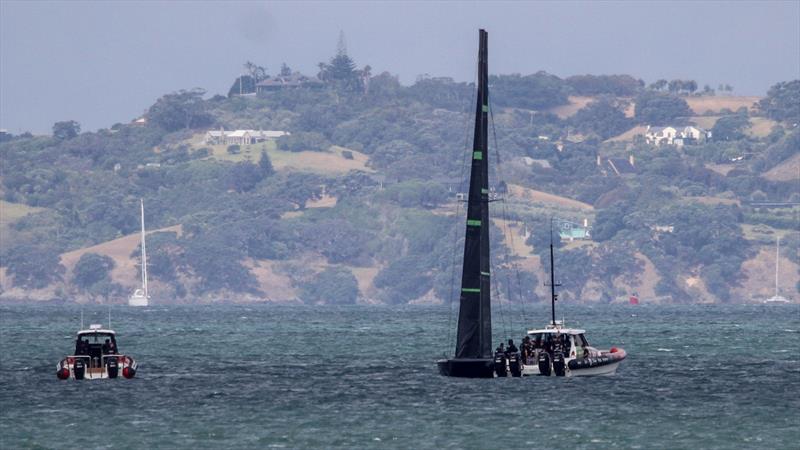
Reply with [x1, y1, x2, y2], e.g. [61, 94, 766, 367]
[1, 46, 798, 305]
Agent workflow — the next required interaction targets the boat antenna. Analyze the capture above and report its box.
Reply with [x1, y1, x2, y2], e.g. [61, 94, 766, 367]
[108, 306, 111, 330]
[547, 218, 561, 326]
[80, 309, 84, 329]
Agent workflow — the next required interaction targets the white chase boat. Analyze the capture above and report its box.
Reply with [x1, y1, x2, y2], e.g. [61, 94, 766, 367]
[57, 324, 138, 380]
[763, 236, 790, 304]
[129, 199, 150, 307]
[499, 230, 626, 378]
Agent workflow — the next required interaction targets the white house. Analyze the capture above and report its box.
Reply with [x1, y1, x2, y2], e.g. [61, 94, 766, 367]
[204, 129, 289, 146]
[645, 125, 710, 147]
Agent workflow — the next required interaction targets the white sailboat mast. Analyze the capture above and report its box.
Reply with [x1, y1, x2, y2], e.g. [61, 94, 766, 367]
[775, 236, 780, 297]
[140, 199, 148, 298]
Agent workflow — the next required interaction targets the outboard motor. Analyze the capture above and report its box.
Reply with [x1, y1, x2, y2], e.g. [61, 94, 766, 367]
[508, 353, 522, 377]
[73, 359, 85, 380]
[538, 351, 552, 376]
[553, 352, 566, 377]
[494, 351, 508, 377]
[106, 357, 119, 379]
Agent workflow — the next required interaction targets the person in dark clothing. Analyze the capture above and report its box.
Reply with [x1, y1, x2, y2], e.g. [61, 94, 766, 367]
[506, 339, 519, 354]
[520, 336, 531, 362]
[495, 343, 506, 355]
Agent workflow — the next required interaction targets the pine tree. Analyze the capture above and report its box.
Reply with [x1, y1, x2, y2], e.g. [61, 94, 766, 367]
[258, 149, 274, 176]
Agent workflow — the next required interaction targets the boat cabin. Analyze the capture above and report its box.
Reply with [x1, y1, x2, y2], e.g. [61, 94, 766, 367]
[74, 325, 118, 365]
[526, 324, 591, 359]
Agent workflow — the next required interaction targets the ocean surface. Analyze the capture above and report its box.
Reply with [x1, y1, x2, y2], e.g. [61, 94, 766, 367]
[1, 303, 798, 449]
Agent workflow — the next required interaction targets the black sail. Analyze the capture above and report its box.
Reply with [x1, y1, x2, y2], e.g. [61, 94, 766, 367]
[455, 29, 491, 359]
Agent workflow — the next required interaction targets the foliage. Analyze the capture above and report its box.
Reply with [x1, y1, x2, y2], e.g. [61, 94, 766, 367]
[277, 131, 331, 152]
[489, 73, 570, 110]
[565, 74, 643, 96]
[73, 253, 115, 289]
[52, 120, 80, 141]
[258, 150, 275, 176]
[570, 97, 633, 139]
[711, 114, 750, 141]
[227, 75, 258, 97]
[758, 80, 800, 123]
[299, 266, 359, 304]
[374, 255, 434, 304]
[379, 181, 449, 208]
[2, 243, 65, 289]
[147, 88, 213, 131]
[634, 92, 691, 124]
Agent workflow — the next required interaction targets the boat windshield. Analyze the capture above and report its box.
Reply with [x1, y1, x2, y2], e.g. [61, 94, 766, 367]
[528, 332, 571, 350]
[75, 332, 117, 355]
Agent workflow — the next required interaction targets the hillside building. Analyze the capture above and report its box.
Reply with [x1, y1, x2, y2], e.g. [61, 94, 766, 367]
[556, 218, 591, 241]
[256, 73, 323, 93]
[645, 125, 711, 147]
[204, 129, 289, 146]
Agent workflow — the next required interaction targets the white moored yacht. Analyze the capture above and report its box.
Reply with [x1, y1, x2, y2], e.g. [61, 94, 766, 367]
[763, 236, 790, 304]
[57, 324, 138, 380]
[129, 199, 150, 307]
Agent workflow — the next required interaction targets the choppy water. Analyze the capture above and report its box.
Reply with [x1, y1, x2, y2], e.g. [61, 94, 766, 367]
[1, 303, 798, 449]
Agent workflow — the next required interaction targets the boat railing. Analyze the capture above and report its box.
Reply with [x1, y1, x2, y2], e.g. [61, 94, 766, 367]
[68, 354, 126, 367]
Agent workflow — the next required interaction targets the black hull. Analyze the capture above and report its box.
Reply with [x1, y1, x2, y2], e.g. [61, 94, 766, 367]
[567, 354, 626, 371]
[437, 358, 495, 378]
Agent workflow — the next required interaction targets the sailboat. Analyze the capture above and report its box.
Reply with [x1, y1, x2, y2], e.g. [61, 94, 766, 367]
[763, 236, 790, 304]
[128, 199, 150, 307]
[437, 29, 496, 378]
[438, 30, 625, 377]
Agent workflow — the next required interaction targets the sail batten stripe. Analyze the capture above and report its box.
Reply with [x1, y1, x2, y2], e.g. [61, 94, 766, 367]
[466, 219, 481, 226]
[461, 288, 481, 293]
[473, 151, 483, 160]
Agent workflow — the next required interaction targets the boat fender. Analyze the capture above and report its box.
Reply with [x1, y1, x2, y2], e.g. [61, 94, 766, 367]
[610, 347, 619, 353]
[122, 366, 136, 379]
[57, 367, 70, 380]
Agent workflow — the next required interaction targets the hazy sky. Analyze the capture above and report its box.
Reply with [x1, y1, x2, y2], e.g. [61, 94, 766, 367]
[1, 0, 798, 134]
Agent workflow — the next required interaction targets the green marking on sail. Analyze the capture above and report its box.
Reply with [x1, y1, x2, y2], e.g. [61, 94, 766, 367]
[481, 188, 489, 194]
[482, 104, 489, 112]
[473, 151, 483, 160]
[467, 219, 481, 227]
[480, 271, 491, 276]
[462, 288, 480, 293]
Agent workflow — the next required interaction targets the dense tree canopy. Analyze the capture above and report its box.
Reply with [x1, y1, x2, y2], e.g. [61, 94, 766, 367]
[758, 80, 800, 123]
[52, 120, 80, 141]
[634, 92, 691, 124]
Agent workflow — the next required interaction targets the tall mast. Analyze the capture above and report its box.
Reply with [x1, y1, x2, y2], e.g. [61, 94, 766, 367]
[454, 29, 491, 359]
[548, 219, 560, 325]
[140, 199, 148, 297]
[775, 236, 780, 296]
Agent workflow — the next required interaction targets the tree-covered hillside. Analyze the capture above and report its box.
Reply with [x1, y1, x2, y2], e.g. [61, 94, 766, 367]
[1, 49, 798, 305]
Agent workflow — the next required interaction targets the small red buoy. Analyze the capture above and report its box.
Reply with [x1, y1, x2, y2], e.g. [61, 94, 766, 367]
[57, 368, 70, 380]
[629, 296, 639, 305]
[610, 347, 619, 353]
[122, 367, 135, 379]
